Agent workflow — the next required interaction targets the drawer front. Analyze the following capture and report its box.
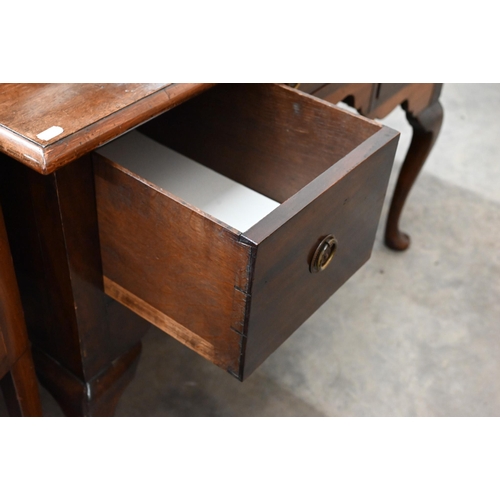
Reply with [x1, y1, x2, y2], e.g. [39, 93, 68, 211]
[242, 131, 398, 377]
[94, 84, 399, 380]
[297, 83, 377, 115]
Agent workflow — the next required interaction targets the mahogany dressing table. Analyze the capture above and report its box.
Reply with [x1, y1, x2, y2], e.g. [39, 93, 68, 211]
[0, 83, 442, 416]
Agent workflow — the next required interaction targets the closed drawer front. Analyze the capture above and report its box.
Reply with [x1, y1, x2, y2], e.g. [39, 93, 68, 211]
[373, 83, 410, 106]
[297, 84, 377, 116]
[93, 84, 399, 380]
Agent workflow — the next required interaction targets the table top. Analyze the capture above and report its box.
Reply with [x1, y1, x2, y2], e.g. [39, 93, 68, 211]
[0, 83, 213, 174]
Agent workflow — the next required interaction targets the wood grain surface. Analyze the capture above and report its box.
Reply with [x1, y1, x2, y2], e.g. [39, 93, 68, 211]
[32, 342, 142, 417]
[385, 99, 444, 250]
[0, 202, 32, 371]
[303, 83, 436, 120]
[0, 333, 6, 373]
[300, 83, 443, 253]
[104, 277, 220, 366]
[0, 151, 149, 415]
[311, 83, 376, 115]
[0, 350, 42, 416]
[242, 128, 399, 378]
[0, 83, 214, 174]
[0, 201, 42, 415]
[369, 83, 436, 119]
[93, 153, 251, 375]
[0, 84, 169, 144]
[140, 84, 381, 203]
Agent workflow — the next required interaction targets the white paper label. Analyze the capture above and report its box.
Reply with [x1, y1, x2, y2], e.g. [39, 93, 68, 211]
[36, 126, 64, 141]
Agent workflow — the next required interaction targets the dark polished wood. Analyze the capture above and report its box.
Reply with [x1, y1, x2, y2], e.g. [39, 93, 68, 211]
[0, 84, 217, 415]
[384, 99, 444, 250]
[369, 83, 438, 120]
[0, 83, 214, 174]
[32, 343, 141, 417]
[0, 84, 170, 145]
[0, 83, 405, 414]
[303, 83, 443, 251]
[95, 84, 399, 380]
[0, 203, 42, 417]
[308, 83, 375, 115]
[0, 83, 215, 416]
[373, 83, 409, 107]
[243, 127, 398, 377]
[0, 350, 41, 417]
[0, 153, 149, 416]
[0, 330, 6, 369]
[94, 153, 247, 374]
[139, 84, 380, 202]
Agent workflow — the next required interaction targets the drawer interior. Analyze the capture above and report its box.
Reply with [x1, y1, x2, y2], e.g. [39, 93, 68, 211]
[99, 83, 380, 235]
[137, 84, 380, 205]
[98, 130, 279, 233]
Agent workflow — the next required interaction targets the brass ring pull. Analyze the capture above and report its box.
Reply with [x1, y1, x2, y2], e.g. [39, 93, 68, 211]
[310, 235, 338, 273]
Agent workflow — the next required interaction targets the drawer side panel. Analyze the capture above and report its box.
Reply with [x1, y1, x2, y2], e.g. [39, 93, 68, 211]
[94, 155, 252, 373]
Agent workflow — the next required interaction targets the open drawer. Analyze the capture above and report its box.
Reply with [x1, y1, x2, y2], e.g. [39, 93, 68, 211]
[93, 84, 399, 380]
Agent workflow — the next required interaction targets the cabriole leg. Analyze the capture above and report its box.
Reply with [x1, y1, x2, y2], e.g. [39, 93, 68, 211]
[385, 100, 444, 250]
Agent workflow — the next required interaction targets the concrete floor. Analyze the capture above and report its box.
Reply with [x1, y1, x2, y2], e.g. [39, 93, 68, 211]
[1, 83, 499, 416]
